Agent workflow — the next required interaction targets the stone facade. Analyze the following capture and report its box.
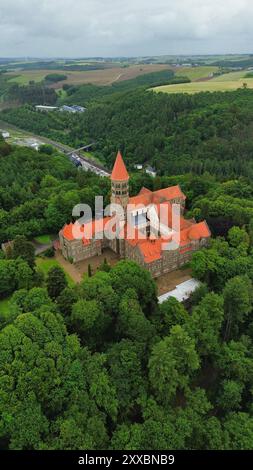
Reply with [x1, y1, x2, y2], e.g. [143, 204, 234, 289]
[59, 232, 102, 263]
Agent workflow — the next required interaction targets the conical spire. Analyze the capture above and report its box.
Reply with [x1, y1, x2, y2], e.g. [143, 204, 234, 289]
[111, 151, 129, 181]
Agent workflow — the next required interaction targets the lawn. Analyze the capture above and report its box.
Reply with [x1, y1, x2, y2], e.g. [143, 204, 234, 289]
[152, 78, 253, 95]
[36, 257, 75, 287]
[34, 234, 52, 244]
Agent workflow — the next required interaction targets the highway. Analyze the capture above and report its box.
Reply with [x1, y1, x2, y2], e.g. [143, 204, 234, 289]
[0, 119, 110, 177]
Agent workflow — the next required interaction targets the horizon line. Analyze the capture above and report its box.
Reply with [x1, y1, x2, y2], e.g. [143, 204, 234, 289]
[0, 52, 253, 60]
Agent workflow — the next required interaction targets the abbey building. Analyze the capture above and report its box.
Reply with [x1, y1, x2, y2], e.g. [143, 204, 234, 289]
[59, 151, 211, 278]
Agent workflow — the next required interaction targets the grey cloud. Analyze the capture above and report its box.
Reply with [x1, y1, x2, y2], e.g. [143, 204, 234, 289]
[0, 0, 252, 56]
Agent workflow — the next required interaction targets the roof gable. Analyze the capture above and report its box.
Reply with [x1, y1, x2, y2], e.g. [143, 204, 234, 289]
[153, 185, 186, 201]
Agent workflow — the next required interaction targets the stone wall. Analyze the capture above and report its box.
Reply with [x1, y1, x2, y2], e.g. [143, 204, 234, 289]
[125, 242, 145, 267]
[170, 197, 185, 213]
[60, 229, 210, 275]
[60, 234, 102, 263]
[124, 237, 210, 278]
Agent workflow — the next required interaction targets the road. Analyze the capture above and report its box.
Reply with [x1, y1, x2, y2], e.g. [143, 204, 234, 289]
[78, 157, 110, 177]
[0, 119, 110, 177]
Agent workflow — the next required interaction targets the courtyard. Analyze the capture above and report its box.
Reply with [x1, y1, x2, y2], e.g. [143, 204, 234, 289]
[55, 247, 192, 296]
[75, 248, 120, 277]
[156, 267, 192, 296]
[55, 248, 120, 282]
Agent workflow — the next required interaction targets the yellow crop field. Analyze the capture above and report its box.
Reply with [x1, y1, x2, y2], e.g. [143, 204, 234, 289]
[153, 78, 253, 95]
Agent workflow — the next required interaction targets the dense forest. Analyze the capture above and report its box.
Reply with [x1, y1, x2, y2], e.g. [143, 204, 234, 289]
[0, 72, 58, 106]
[1, 134, 253, 449]
[2, 84, 253, 179]
[0, 141, 111, 244]
[6, 83, 58, 105]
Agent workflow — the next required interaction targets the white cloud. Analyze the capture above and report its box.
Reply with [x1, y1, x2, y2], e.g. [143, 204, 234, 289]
[0, 0, 252, 56]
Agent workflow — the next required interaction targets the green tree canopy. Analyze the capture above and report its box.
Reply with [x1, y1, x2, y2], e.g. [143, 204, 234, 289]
[46, 266, 67, 300]
[148, 325, 200, 403]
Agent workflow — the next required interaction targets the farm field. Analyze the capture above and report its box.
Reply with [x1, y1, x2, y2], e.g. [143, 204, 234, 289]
[153, 76, 253, 94]
[211, 70, 251, 81]
[6, 70, 50, 84]
[174, 65, 219, 81]
[6, 64, 172, 88]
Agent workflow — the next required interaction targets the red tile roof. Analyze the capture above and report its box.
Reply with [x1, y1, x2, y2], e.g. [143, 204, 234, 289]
[128, 193, 152, 206]
[61, 224, 77, 241]
[111, 151, 129, 181]
[153, 185, 186, 201]
[123, 214, 210, 264]
[188, 221, 211, 240]
[62, 217, 112, 243]
[139, 239, 164, 264]
[129, 184, 186, 207]
[139, 186, 152, 195]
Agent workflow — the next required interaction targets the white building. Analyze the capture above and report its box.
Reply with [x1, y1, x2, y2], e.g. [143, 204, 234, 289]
[30, 142, 40, 151]
[35, 105, 58, 112]
[60, 105, 87, 113]
[145, 166, 157, 178]
[134, 163, 143, 170]
[158, 279, 201, 304]
[1, 130, 10, 139]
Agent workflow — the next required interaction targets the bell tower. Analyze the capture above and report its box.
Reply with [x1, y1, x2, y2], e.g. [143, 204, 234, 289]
[110, 151, 129, 214]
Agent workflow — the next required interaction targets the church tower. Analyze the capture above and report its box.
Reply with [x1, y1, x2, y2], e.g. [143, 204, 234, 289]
[110, 151, 129, 214]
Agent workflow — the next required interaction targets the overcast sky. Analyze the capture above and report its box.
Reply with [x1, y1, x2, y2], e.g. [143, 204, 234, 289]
[0, 0, 252, 57]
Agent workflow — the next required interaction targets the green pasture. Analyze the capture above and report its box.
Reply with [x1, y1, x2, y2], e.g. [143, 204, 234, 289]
[6, 70, 54, 85]
[175, 66, 218, 81]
